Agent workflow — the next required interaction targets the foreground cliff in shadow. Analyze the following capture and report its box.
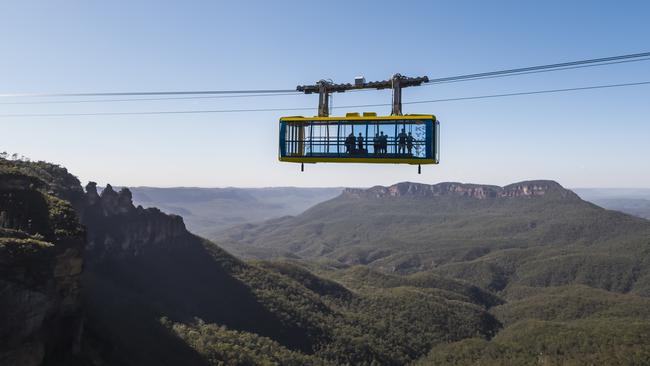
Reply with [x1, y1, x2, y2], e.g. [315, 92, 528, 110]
[0, 161, 86, 366]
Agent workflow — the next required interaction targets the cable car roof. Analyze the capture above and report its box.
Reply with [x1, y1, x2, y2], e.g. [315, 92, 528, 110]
[280, 113, 436, 122]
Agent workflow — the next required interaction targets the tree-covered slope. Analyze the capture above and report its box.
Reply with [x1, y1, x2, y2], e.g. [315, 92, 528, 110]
[415, 285, 650, 365]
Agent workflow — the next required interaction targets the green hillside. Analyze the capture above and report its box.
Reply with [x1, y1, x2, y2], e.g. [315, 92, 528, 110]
[415, 285, 650, 365]
[81, 233, 499, 365]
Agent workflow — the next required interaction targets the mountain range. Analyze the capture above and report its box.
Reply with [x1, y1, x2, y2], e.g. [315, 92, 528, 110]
[218, 181, 650, 295]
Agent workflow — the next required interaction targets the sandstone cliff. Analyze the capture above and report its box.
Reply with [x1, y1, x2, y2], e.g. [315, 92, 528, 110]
[81, 182, 188, 261]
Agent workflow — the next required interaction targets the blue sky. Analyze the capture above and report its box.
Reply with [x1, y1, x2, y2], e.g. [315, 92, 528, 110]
[1, 1, 649, 188]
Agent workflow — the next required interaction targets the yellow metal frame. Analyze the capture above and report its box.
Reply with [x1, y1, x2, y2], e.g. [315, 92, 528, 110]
[280, 157, 438, 165]
[280, 113, 436, 123]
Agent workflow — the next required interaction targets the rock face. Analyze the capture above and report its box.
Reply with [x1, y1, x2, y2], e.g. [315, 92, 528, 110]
[81, 182, 188, 261]
[0, 168, 86, 366]
[343, 180, 577, 200]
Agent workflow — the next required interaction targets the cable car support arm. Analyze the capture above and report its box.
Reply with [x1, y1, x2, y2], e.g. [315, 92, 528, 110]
[297, 74, 429, 116]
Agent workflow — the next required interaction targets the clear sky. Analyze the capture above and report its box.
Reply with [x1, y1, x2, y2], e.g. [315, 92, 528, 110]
[1, 1, 649, 188]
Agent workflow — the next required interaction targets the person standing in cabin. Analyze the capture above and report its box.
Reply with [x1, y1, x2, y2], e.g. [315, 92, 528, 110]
[373, 133, 380, 155]
[357, 133, 364, 154]
[407, 132, 414, 155]
[345, 132, 355, 154]
[397, 128, 408, 154]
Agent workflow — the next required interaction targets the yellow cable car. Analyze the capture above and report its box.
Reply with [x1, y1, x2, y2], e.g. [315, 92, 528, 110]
[279, 112, 439, 165]
[280, 74, 439, 172]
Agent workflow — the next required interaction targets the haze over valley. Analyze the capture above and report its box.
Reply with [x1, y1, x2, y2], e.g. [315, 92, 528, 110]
[125, 186, 342, 237]
[117, 185, 650, 242]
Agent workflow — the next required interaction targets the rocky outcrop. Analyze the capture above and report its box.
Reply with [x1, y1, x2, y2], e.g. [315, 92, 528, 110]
[0, 167, 86, 366]
[343, 180, 578, 200]
[81, 182, 188, 261]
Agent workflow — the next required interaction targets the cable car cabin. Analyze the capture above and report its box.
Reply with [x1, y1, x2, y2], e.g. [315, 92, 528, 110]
[279, 113, 439, 165]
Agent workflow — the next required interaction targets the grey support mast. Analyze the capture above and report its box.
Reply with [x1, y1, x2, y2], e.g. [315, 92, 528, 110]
[317, 80, 331, 117]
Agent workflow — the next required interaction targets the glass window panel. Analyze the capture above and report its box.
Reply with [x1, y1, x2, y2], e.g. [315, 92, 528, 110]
[280, 119, 434, 160]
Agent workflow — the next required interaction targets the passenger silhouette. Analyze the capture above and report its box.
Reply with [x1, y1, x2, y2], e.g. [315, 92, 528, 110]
[345, 132, 355, 154]
[357, 133, 364, 154]
[397, 128, 408, 154]
[373, 133, 380, 154]
[407, 132, 414, 155]
[380, 131, 387, 154]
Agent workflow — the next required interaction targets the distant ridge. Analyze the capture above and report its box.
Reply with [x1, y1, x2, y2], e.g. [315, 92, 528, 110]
[344, 180, 576, 200]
